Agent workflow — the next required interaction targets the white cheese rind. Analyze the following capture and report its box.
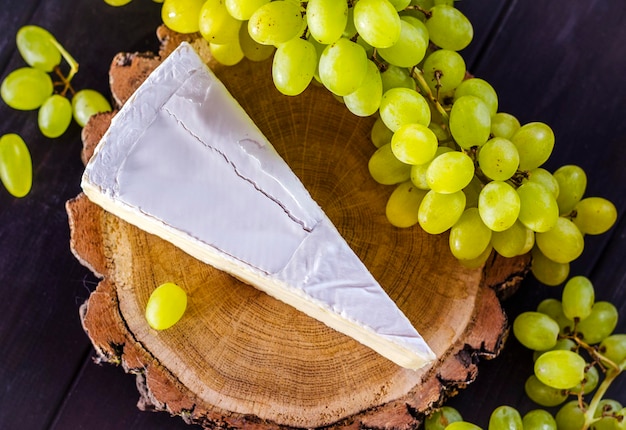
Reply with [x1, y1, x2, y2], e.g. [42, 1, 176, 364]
[81, 42, 436, 370]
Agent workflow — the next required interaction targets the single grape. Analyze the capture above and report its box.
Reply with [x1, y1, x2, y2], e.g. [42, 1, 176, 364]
[534, 350, 586, 389]
[368, 143, 411, 184]
[510, 122, 555, 171]
[449, 95, 491, 149]
[491, 220, 534, 258]
[239, 23, 275, 61]
[391, 123, 438, 165]
[0, 134, 32, 198]
[524, 375, 568, 407]
[426, 150, 474, 193]
[477, 137, 519, 181]
[318, 38, 368, 96]
[353, 0, 401, 48]
[516, 182, 559, 233]
[1, 67, 53, 110]
[385, 181, 428, 227]
[307, 0, 348, 44]
[425, 5, 473, 51]
[535, 217, 584, 264]
[210, 40, 244, 66]
[38, 94, 73, 138]
[344, 60, 383, 117]
[410, 146, 453, 190]
[478, 181, 520, 232]
[593, 400, 623, 430]
[379, 87, 430, 132]
[552, 164, 586, 215]
[272, 37, 317, 96]
[569, 364, 600, 395]
[454, 78, 498, 117]
[488, 406, 523, 430]
[444, 422, 482, 430]
[370, 117, 394, 148]
[161, 0, 205, 33]
[424, 406, 463, 430]
[199, 0, 242, 45]
[145, 282, 187, 330]
[524, 168, 559, 199]
[225, 0, 269, 20]
[530, 247, 570, 287]
[572, 197, 617, 235]
[599, 334, 626, 366]
[536, 297, 574, 334]
[418, 189, 466, 234]
[16, 25, 61, 72]
[513, 311, 559, 351]
[71, 89, 112, 127]
[490, 112, 520, 139]
[378, 19, 428, 67]
[105, 0, 133, 4]
[380, 64, 417, 93]
[422, 49, 466, 94]
[248, 0, 304, 46]
[555, 401, 586, 430]
[576, 301, 619, 344]
[522, 409, 557, 430]
[561, 276, 595, 322]
[449, 208, 492, 260]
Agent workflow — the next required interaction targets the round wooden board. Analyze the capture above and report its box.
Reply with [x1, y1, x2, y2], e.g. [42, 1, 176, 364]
[66, 28, 530, 429]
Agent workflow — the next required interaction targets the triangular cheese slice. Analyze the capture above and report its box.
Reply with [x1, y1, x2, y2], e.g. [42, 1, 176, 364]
[81, 42, 436, 370]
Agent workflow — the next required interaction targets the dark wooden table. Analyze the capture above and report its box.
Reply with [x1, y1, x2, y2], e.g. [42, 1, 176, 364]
[1, 1, 625, 429]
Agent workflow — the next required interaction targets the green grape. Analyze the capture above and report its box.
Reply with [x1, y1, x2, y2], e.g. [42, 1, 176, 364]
[511, 122, 555, 171]
[210, 40, 244, 66]
[199, 0, 242, 44]
[71, 89, 113, 127]
[422, 49, 466, 94]
[105, 0, 133, 5]
[418, 189, 466, 234]
[488, 406, 522, 430]
[533, 338, 577, 362]
[454, 78, 498, 117]
[555, 401, 586, 430]
[477, 137, 519, 181]
[272, 37, 317, 96]
[445, 422, 483, 430]
[569, 363, 599, 395]
[516, 182, 559, 233]
[561, 276, 595, 322]
[572, 197, 617, 235]
[145, 282, 187, 330]
[410, 146, 453, 189]
[379, 87, 430, 132]
[239, 23, 275, 61]
[343, 6, 357, 38]
[524, 375, 568, 407]
[513, 311, 559, 351]
[368, 143, 411, 184]
[576, 301, 618, 344]
[425, 5, 473, 51]
[424, 406, 463, 430]
[536, 297, 574, 334]
[522, 409, 557, 430]
[381, 64, 417, 93]
[530, 247, 570, 287]
[458, 244, 493, 269]
[391, 123, 438, 165]
[1, 67, 53, 110]
[388, 0, 411, 10]
[491, 220, 534, 257]
[449, 95, 491, 149]
[307, 0, 348, 44]
[535, 217, 584, 264]
[318, 37, 368, 96]
[599, 334, 626, 366]
[353, 0, 401, 48]
[534, 350, 586, 389]
[161, 0, 204, 33]
[385, 181, 428, 227]
[378, 19, 428, 67]
[248, 1, 304, 46]
[426, 150, 474, 193]
[478, 181, 520, 232]
[553, 164, 587, 215]
[525, 168, 559, 199]
[490, 112, 520, 139]
[449, 207, 492, 260]
[16, 25, 61, 72]
[0, 134, 32, 198]
[462, 175, 482, 208]
[371, 116, 394, 148]
[594, 400, 623, 430]
[225, 0, 269, 20]
[38, 94, 73, 138]
[344, 60, 383, 116]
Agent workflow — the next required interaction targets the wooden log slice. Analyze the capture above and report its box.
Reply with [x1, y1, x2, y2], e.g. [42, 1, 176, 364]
[67, 28, 530, 429]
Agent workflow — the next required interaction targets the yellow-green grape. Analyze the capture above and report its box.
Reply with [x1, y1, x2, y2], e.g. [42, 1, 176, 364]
[572, 197, 617, 235]
[368, 143, 411, 184]
[449, 95, 491, 149]
[105, 0, 133, 5]
[199, 0, 242, 44]
[272, 37, 317, 96]
[379, 87, 430, 132]
[522, 409, 557, 430]
[210, 40, 244, 66]
[71, 89, 112, 127]
[424, 406, 463, 430]
[445, 421, 483, 430]
[353, 0, 401, 48]
[426, 150, 474, 193]
[534, 350, 586, 389]
[425, 5, 473, 51]
[145, 282, 187, 330]
[449, 207, 492, 260]
[344, 60, 383, 116]
[422, 49, 466, 94]
[458, 244, 493, 269]
[454, 78, 498, 117]
[307, 0, 348, 44]
[370, 116, 393, 148]
[418, 189, 466, 234]
[161, 0, 204, 33]
[491, 220, 534, 258]
[561, 276, 594, 322]
[478, 181, 520, 232]
[248, 0, 304, 46]
[1, 67, 53, 110]
[510, 122, 555, 171]
[535, 217, 584, 264]
[516, 182, 559, 233]
[536, 297, 573, 335]
[38, 94, 73, 138]
[555, 401, 586, 430]
[490, 112, 520, 139]
[391, 123, 437, 165]
[553, 164, 587, 215]
[576, 301, 618, 344]
[593, 400, 623, 430]
[16, 25, 61, 72]
[388, 0, 411, 10]
[488, 406, 523, 430]
[410, 146, 453, 190]
[0, 134, 32, 198]
[524, 375, 568, 407]
[569, 364, 599, 395]
[239, 23, 275, 61]
[513, 311, 559, 351]
[530, 246, 570, 287]
[477, 137, 519, 181]
[381, 64, 417, 93]
[599, 334, 626, 366]
[533, 338, 577, 362]
[385, 181, 427, 227]
[226, 0, 270, 20]
[318, 38, 368, 96]
[377, 19, 428, 67]
[525, 167, 559, 199]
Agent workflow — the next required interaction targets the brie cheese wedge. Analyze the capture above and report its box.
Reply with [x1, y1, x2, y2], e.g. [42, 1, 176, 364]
[81, 42, 436, 370]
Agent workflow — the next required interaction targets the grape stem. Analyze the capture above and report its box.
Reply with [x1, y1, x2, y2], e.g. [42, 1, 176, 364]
[49, 37, 79, 96]
[582, 367, 621, 429]
[410, 66, 449, 124]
